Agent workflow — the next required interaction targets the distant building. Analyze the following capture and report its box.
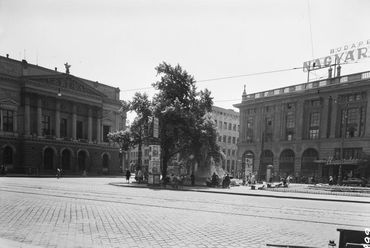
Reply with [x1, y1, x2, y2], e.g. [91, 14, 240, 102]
[234, 69, 370, 183]
[0, 55, 126, 175]
[211, 106, 240, 177]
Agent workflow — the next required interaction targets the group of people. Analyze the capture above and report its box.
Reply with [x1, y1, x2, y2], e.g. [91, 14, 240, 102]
[206, 172, 231, 188]
[0, 164, 7, 175]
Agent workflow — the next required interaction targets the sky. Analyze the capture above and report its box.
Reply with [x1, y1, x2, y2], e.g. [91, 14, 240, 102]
[1, 0, 370, 121]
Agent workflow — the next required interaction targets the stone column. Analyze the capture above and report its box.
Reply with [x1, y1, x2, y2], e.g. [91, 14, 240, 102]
[274, 104, 282, 141]
[296, 100, 303, 140]
[37, 98, 42, 137]
[365, 90, 370, 137]
[320, 97, 329, 139]
[13, 111, 17, 133]
[24, 96, 30, 136]
[55, 101, 60, 138]
[96, 117, 101, 143]
[88, 108, 92, 143]
[330, 97, 338, 138]
[0, 110, 3, 132]
[72, 104, 77, 140]
[294, 156, 301, 176]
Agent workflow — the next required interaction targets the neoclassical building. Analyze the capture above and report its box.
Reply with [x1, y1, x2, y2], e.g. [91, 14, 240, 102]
[0, 55, 125, 175]
[234, 69, 370, 182]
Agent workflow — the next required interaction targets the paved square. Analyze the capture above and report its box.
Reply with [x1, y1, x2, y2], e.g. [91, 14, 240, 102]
[0, 177, 368, 247]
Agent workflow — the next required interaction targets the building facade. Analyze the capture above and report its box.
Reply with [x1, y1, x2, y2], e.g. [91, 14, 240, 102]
[0, 55, 125, 175]
[212, 106, 240, 177]
[234, 70, 370, 183]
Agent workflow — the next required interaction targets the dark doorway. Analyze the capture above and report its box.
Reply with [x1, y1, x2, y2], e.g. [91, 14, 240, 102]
[44, 148, 54, 170]
[3, 146, 13, 165]
[103, 154, 109, 169]
[301, 148, 319, 178]
[78, 151, 87, 171]
[279, 149, 295, 178]
[62, 149, 71, 170]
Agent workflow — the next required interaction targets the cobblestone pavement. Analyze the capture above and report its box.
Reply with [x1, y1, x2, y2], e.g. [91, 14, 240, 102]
[0, 177, 369, 248]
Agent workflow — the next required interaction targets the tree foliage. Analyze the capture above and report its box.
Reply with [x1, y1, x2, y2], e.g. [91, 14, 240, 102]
[152, 62, 220, 177]
[109, 62, 220, 177]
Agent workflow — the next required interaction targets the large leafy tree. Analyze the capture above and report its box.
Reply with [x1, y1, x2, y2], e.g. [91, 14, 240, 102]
[129, 92, 152, 170]
[152, 62, 220, 177]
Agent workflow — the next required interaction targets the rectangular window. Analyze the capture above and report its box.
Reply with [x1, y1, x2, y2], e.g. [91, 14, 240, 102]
[232, 137, 236, 144]
[309, 129, 319, 140]
[227, 149, 231, 156]
[218, 136, 222, 142]
[233, 124, 236, 131]
[224, 122, 227, 130]
[310, 112, 320, 127]
[3, 110, 14, 132]
[223, 135, 226, 143]
[42, 115, 50, 135]
[228, 136, 231, 143]
[232, 150, 235, 156]
[103, 125, 110, 142]
[60, 118, 67, 137]
[286, 113, 295, 128]
[228, 123, 232, 130]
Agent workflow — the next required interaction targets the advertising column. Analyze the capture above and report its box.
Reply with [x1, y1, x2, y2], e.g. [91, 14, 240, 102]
[148, 145, 161, 185]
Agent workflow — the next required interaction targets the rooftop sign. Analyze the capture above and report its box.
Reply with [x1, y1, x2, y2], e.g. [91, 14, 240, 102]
[303, 39, 370, 72]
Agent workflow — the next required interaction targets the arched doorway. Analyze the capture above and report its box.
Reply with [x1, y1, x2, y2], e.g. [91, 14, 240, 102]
[259, 150, 274, 181]
[102, 154, 109, 174]
[279, 149, 295, 178]
[301, 148, 319, 178]
[78, 151, 87, 172]
[44, 148, 54, 170]
[61, 149, 71, 170]
[3, 146, 13, 165]
[242, 151, 254, 178]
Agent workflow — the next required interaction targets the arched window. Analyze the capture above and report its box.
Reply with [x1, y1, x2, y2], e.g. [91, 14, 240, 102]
[3, 146, 13, 164]
[279, 149, 295, 178]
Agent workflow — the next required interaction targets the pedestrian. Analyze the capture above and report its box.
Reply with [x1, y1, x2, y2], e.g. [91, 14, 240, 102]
[125, 169, 131, 184]
[190, 173, 195, 186]
[137, 169, 143, 184]
[329, 176, 334, 186]
[56, 168, 61, 179]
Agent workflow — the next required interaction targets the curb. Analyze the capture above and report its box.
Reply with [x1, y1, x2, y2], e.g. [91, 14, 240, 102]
[110, 183, 370, 204]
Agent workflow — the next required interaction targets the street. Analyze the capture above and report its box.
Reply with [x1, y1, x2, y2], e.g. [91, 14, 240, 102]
[0, 177, 369, 248]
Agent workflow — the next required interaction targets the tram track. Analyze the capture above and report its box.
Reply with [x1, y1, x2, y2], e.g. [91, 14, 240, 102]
[0, 186, 367, 229]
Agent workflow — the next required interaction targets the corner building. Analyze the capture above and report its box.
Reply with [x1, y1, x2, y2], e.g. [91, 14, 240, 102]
[234, 70, 370, 182]
[212, 106, 240, 176]
[0, 55, 125, 175]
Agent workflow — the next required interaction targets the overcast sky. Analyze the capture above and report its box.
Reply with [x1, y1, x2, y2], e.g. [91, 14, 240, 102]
[1, 0, 370, 117]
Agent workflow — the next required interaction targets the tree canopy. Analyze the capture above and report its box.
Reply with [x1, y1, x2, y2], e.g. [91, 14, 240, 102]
[109, 62, 220, 177]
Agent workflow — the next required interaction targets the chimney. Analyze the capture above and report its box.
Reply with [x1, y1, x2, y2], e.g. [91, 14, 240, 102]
[337, 65, 341, 77]
[21, 59, 28, 76]
[328, 67, 333, 79]
[55, 67, 58, 71]
[6, 54, 9, 58]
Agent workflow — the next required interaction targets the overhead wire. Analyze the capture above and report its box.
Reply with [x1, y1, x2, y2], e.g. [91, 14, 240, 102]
[120, 66, 303, 92]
